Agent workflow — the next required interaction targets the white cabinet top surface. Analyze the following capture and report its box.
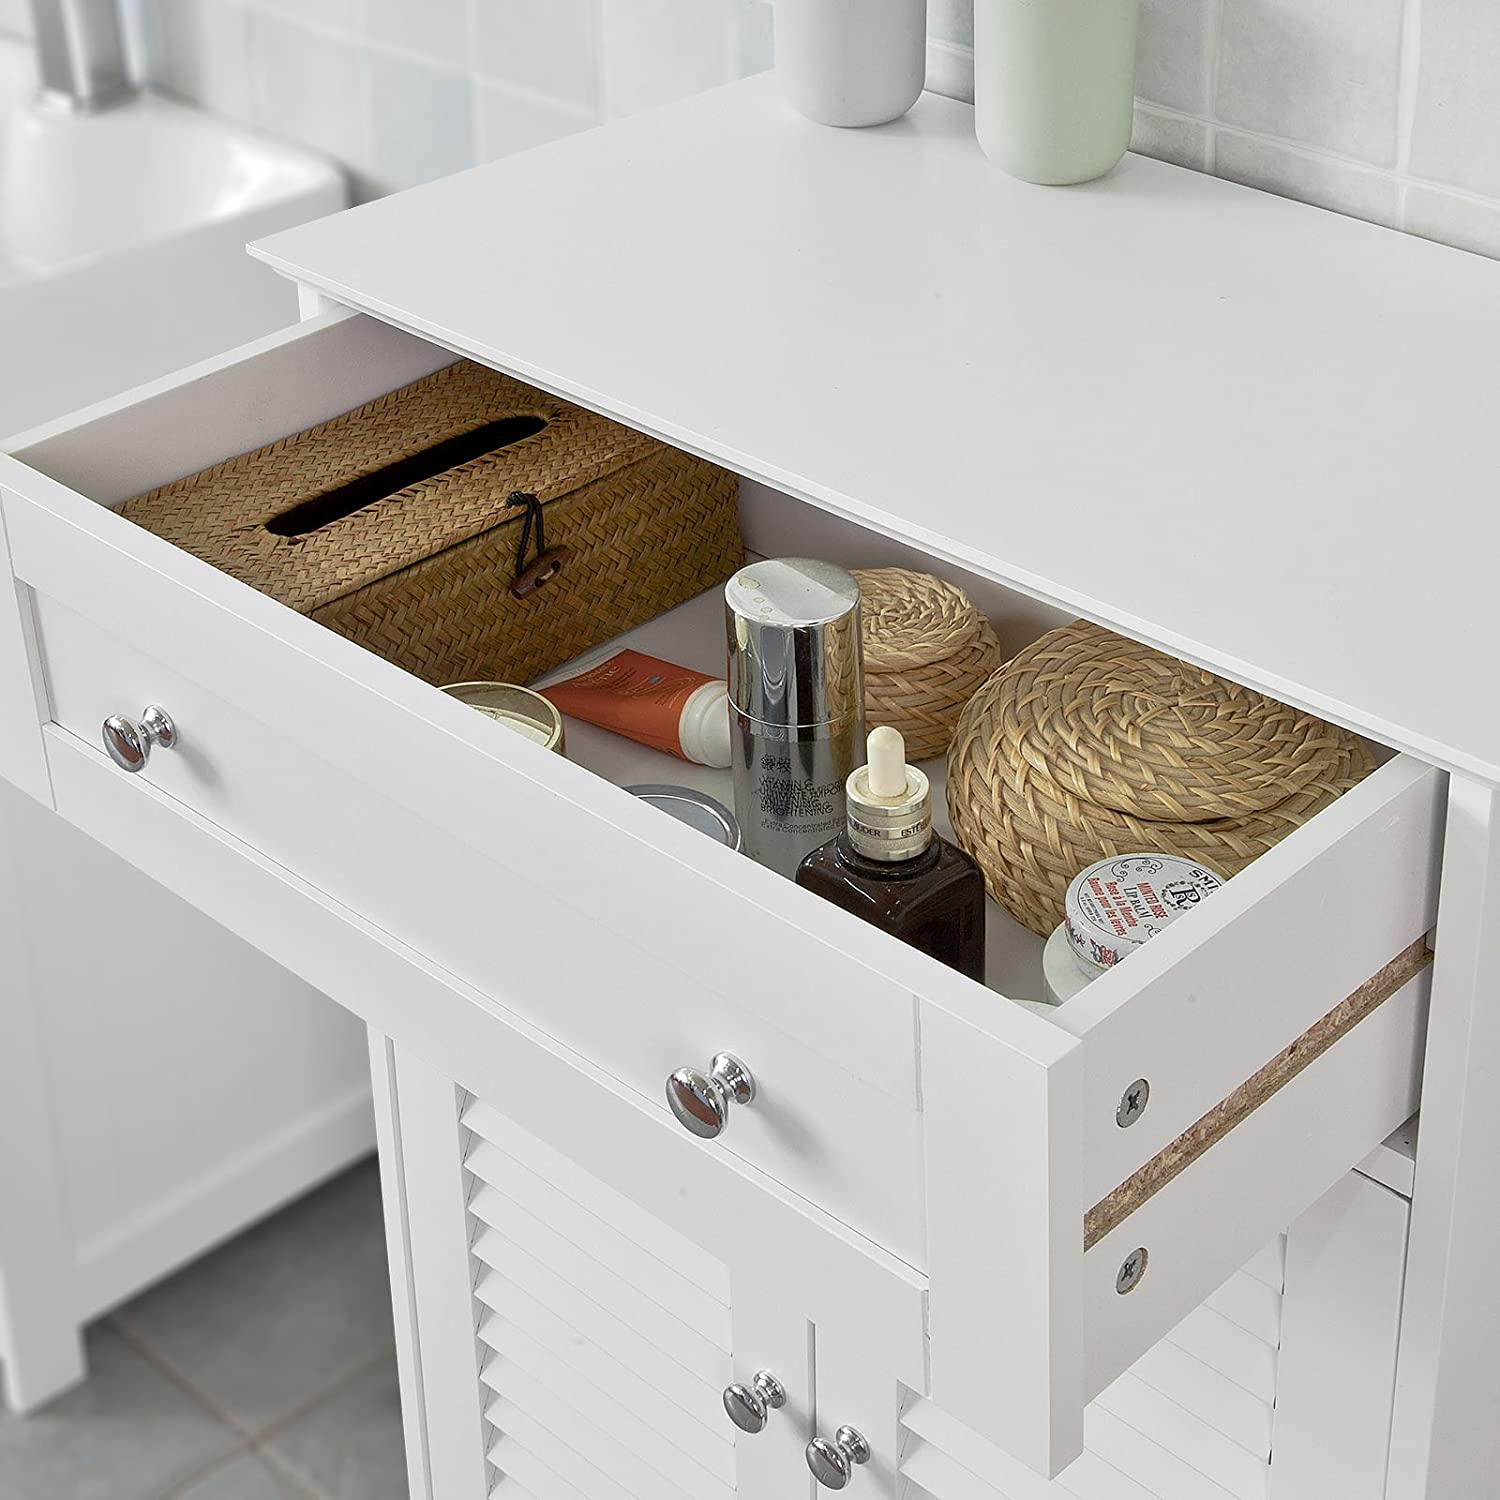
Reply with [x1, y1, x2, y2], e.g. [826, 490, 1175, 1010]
[252, 78, 1500, 784]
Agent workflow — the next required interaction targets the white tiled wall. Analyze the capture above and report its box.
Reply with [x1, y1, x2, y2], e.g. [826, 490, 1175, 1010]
[0, 0, 1496, 260]
[937, 0, 1500, 260]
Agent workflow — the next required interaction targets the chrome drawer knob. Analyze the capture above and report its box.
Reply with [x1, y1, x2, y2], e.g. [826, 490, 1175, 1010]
[807, 1426, 871, 1489]
[723, 1370, 786, 1434]
[666, 1053, 755, 1139]
[102, 705, 177, 773]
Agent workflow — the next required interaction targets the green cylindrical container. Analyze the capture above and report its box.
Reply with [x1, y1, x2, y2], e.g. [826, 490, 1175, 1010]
[974, 0, 1139, 185]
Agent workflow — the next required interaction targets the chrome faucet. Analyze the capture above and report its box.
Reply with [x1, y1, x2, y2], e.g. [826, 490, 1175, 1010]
[28, 0, 134, 110]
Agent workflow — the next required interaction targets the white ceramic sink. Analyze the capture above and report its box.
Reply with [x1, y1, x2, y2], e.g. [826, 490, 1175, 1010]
[0, 36, 344, 435]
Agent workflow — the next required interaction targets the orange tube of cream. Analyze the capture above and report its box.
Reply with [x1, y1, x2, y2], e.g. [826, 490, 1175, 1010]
[540, 649, 732, 767]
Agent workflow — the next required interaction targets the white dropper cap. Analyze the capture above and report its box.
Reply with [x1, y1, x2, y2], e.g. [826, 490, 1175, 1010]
[844, 726, 933, 862]
[867, 725, 908, 798]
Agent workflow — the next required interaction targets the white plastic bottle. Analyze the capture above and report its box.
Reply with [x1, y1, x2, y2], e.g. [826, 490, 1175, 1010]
[777, 0, 929, 128]
[974, 0, 1138, 184]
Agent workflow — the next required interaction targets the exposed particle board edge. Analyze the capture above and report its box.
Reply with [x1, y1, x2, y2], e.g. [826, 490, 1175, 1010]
[1084, 940, 1432, 1249]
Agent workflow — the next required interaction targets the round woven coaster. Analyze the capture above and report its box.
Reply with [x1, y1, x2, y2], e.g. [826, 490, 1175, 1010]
[946, 620, 1375, 936]
[852, 567, 1003, 761]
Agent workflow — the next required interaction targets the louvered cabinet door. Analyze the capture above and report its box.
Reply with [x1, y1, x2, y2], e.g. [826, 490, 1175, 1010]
[870, 1180, 1403, 1500]
[391, 1046, 811, 1500]
[888, 1244, 1288, 1500]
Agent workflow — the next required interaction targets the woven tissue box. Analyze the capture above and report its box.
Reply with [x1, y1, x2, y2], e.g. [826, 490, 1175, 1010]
[947, 620, 1375, 936]
[121, 361, 743, 687]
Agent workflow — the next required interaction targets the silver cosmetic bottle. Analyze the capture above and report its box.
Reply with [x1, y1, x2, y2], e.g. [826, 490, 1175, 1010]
[726, 559, 864, 878]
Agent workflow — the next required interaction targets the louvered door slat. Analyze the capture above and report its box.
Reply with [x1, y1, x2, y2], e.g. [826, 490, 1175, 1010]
[489, 1433, 593, 1500]
[484, 1372, 715, 1500]
[476, 1308, 730, 1468]
[488, 1397, 656, 1500]
[1239, 1239, 1286, 1294]
[460, 1090, 744, 1500]
[1092, 1376, 1269, 1500]
[467, 1201, 731, 1370]
[477, 1320, 735, 1482]
[1202, 1273, 1282, 1348]
[485, 1460, 544, 1500]
[465, 1139, 728, 1335]
[468, 1210, 730, 1376]
[1126, 1344, 1273, 1459]
[1159, 1307, 1277, 1407]
[461, 1098, 728, 1300]
[900, 1427, 1157, 1500]
[1079, 1410, 1241, 1500]
[473, 1251, 728, 1396]
[483, 1350, 732, 1495]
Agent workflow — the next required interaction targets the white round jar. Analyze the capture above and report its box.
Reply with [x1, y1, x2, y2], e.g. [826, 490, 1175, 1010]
[1042, 852, 1226, 1004]
[776, 0, 929, 128]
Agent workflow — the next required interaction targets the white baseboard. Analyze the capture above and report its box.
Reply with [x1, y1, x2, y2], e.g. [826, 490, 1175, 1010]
[926, 38, 976, 104]
[75, 1084, 377, 1320]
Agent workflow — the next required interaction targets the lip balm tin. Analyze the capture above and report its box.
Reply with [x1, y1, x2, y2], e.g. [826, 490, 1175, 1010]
[1043, 852, 1226, 1003]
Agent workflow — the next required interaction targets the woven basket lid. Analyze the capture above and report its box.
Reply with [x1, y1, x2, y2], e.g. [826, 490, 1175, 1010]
[1006, 621, 1359, 823]
[946, 620, 1375, 936]
[852, 568, 1003, 761]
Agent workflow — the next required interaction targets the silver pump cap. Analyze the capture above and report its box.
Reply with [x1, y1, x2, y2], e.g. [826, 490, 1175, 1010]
[725, 558, 863, 728]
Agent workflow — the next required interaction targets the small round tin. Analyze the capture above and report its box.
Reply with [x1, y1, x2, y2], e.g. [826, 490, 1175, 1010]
[625, 784, 742, 852]
[1064, 852, 1225, 974]
[440, 682, 565, 754]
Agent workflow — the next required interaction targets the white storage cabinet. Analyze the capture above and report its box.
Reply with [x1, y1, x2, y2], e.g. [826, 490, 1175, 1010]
[4, 79, 1498, 1500]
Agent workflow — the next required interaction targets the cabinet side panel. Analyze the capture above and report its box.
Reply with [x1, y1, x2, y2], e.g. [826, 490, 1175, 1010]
[0, 494, 50, 804]
[1388, 775, 1500, 1500]
[0, 785, 82, 1412]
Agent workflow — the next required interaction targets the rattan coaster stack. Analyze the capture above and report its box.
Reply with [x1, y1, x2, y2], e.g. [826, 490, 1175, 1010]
[947, 620, 1376, 936]
[852, 568, 1003, 760]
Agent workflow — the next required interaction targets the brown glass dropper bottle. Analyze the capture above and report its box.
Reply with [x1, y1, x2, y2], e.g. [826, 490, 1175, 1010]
[795, 726, 986, 981]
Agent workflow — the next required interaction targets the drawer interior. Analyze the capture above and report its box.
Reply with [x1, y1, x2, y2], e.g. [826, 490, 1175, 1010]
[8, 313, 1366, 1022]
[6, 310, 1436, 1104]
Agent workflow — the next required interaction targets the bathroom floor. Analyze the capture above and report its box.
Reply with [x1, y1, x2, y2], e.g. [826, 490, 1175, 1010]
[0, 1160, 407, 1500]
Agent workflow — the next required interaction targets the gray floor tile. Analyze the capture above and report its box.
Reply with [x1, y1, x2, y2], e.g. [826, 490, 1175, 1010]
[173, 1451, 312, 1499]
[265, 1359, 408, 1500]
[0, 1326, 239, 1500]
[114, 1160, 394, 1435]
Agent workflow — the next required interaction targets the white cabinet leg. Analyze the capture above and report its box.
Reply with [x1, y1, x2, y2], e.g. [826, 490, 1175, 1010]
[0, 787, 84, 1412]
[1388, 776, 1500, 1499]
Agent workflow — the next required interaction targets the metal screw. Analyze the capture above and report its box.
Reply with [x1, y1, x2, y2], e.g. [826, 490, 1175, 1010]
[1116, 1247, 1149, 1295]
[1116, 1078, 1150, 1128]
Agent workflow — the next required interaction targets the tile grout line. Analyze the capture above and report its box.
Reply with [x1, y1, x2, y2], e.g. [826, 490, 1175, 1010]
[107, 1315, 252, 1439]
[250, 1345, 404, 1500]
[1204, 0, 1224, 175]
[254, 1442, 336, 1500]
[150, 1443, 257, 1500]
[113, 1312, 396, 1500]
[110, 1306, 400, 1448]
[1394, 0, 1423, 231]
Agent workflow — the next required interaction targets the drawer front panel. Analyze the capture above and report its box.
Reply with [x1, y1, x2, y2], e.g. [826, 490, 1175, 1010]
[0, 314, 926, 1099]
[41, 725, 930, 1382]
[29, 591, 925, 1267]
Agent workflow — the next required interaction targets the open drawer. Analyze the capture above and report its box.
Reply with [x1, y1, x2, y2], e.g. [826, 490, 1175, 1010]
[0, 311, 1443, 1476]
